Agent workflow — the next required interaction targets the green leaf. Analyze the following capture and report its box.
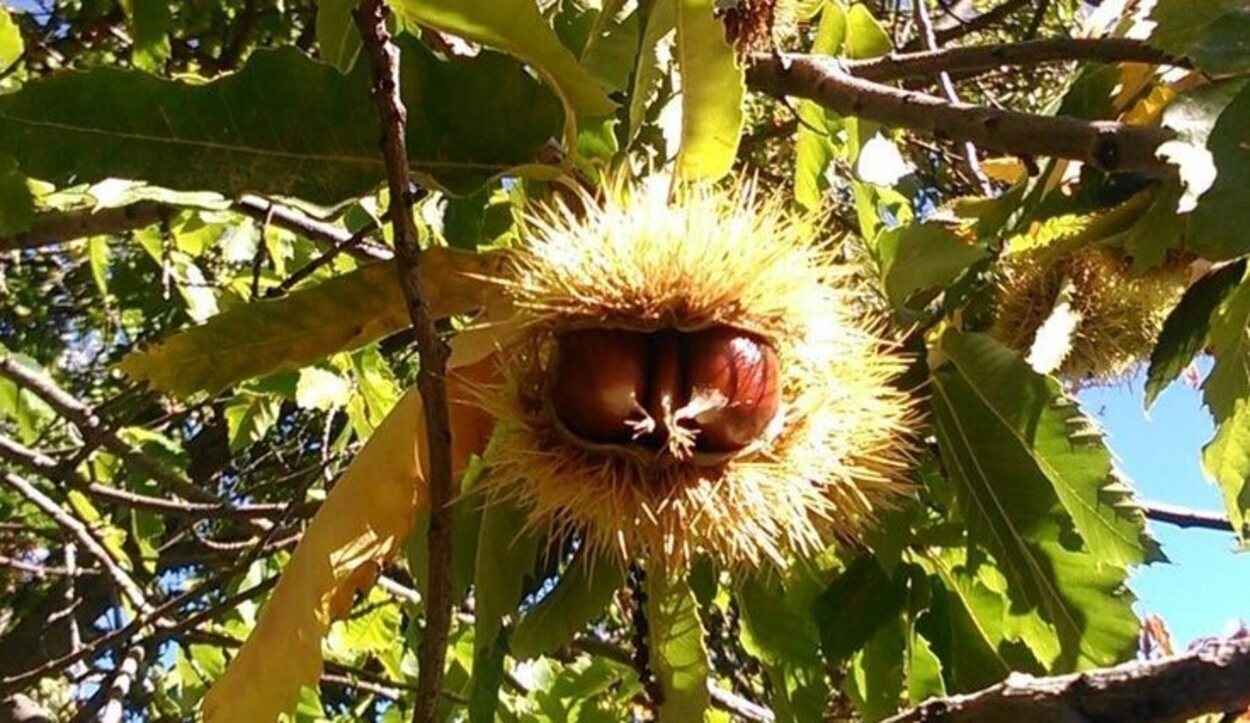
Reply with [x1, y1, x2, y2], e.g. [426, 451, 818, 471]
[473, 496, 542, 652]
[1146, 260, 1246, 408]
[930, 331, 1142, 670]
[1110, 182, 1187, 274]
[628, 0, 676, 143]
[906, 626, 944, 705]
[737, 575, 828, 723]
[1202, 269, 1250, 422]
[812, 556, 905, 665]
[645, 569, 710, 723]
[1188, 82, 1250, 260]
[224, 391, 281, 452]
[391, 0, 615, 145]
[843, 3, 891, 59]
[1201, 398, 1250, 541]
[674, 0, 745, 181]
[511, 550, 623, 661]
[877, 223, 987, 308]
[580, 0, 643, 94]
[1148, 0, 1250, 73]
[468, 628, 509, 723]
[87, 236, 111, 302]
[0, 39, 563, 203]
[793, 2, 845, 211]
[316, 0, 362, 73]
[118, 249, 501, 397]
[0, 154, 33, 236]
[119, 0, 171, 71]
[845, 615, 905, 722]
[0, 8, 22, 71]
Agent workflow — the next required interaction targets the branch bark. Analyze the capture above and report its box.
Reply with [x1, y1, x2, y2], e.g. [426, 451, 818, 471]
[843, 38, 1185, 83]
[352, 3, 456, 722]
[745, 53, 1176, 175]
[886, 636, 1250, 722]
[1143, 501, 1235, 533]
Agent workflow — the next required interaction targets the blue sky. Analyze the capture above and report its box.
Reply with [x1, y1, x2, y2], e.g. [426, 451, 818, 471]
[1081, 361, 1250, 646]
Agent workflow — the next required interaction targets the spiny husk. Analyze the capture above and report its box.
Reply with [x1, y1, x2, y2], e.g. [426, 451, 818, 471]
[473, 180, 914, 571]
[989, 246, 1190, 383]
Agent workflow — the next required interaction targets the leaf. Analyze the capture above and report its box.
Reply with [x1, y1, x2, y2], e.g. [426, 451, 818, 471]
[843, 3, 891, 59]
[468, 629, 509, 723]
[1146, 260, 1246, 408]
[0, 154, 33, 236]
[1159, 79, 1246, 218]
[737, 575, 828, 723]
[391, 0, 615, 146]
[645, 569, 710, 722]
[1148, 0, 1250, 74]
[1202, 269, 1250, 422]
[0, 8, 21, 71]
[877, 223, 987, 308]
[224, 391, 281, 452]
[580, 0, 644, 94]
[1187, 82, 1250, 260]
[906, 626, 945, 705]
[674, 0, 745, 181]
[119, 0, 171, 71]
[793, 2, 846, 211]
[316, 0, 362, 73]
[845, 615, 905, 722]
[0, 39, 564, 203]
[511, 550, 623, 661]
[295, 367, 351, 411]
[87, 236, 111, 301]
[930, 331, 1142, 670]
[812, 556, 906, 665]
[627, 0, 676, 143]
[119, 248, 503, 397]
[202, 387, 429, 723]
[1201, 398, 1250, 541]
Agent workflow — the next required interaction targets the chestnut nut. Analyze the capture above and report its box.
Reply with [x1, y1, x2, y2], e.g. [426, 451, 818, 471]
[549, 326, 781, 456]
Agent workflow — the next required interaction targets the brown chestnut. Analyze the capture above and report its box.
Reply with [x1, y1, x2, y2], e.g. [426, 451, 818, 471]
[548, 326, 781, 456]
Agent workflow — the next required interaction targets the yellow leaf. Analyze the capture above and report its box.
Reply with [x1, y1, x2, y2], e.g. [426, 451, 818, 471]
[675, 0, 746, 181]
[203, 357, 499, 722]
[979, 156, 1027, 184]
[202, 386, 428, 723]
[119, 248, 506, 397]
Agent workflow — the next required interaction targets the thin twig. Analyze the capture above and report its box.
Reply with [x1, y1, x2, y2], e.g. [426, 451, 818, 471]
[1143, 501, 1236, 534]
[98, 645, 145, 723]
[352, 3, 456, 720]
[913, 0, 993, 194]
[886, 636, 1250, 723]
[0, 471, 152, 615]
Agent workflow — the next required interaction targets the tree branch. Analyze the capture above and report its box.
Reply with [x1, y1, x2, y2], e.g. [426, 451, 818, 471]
[0, 195, 389, 260]
[745, 53, 1175, 175]
[1142, 501, 1236, 533]
[0, 471, 152, 615]
[352, 3, 456, 722]
[843, 38, 1185, 83]
[886, 636, 1250, 722]
[915, 0, 1034, 49]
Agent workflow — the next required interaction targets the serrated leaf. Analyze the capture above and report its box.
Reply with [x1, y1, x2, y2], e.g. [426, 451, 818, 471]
[844, 3, 891, 59]
[391, 0, 615, 146]
[202, 387, 429, 723]
[1146, 260, 1246, 408]
[1201, 398, 1250, 541]
[119, 248, 503, 397]
[316, 0, 362, 73]
[930, 331, 1142, 670]
[645, 570, 709, 723]
[1202, 270, 1250, 422]
[878, 223, 986, 308]
[906, 627, 944, 705]
[0, 8, 21, 71]
[845, 615, 905, 722]
[0, 39, 564, 203]
[812, 556, 905, 665]
[512, 550, 623, 661]
[674, 0, 745, 181]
